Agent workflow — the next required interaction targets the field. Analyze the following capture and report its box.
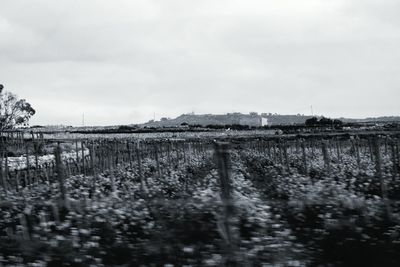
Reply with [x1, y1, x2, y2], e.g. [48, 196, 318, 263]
[1, 131, 400, 266]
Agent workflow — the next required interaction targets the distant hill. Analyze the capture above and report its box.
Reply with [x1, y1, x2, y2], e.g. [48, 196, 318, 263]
[142, 113, 400, 128]
[352, 116, 400, 123]
[143, 113, 265, 127]
[143, 113, 320, 127]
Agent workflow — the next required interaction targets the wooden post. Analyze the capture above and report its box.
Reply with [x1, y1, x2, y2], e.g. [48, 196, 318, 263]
[5, 156, 9, 190]
[373, 138, 386, 197]
[311, 141, 315, 159]
[396, 141, 400, 178]
[384, 137, 388, 154]
[0, 136, 4, 192]
[215, 142, 232, 202]
[98, 141, 104, 172]
[295, 140, 300, 154]
[215, 142, 238, 265]
[25, 143, 30, 185]
[127, 142, 133, 169]
[102, 141, 107, 172]
[167, 141, 171, 166]
[154, 145, 161, 178]
[0, 157, 6, 192]
[136, 143, 147, 192]
[54, 143, 67, 203]
[65, 159, 71, 177]
[75, 140, 80, 172]
[368, 138, 374, 161]
[336, 141, 341, 162]
[372, 137, 391, 216]
[15, 169, 20, 192]
[322, 141, 331, 174]
[90, 141, 96, 175]
[182, 142, 187, 163]
[282, 143, 291, 174]
[389, 140, 397, 180]
[81, 141, 86, 175]
[113, 141, 118, 167]
[301, 141, 308, 175]
[175, 142, 180, 163]
[108, 147, 116, 194]
[353, 139, 361, 170]
[43, 163, 50, 184]
[110, 141, 114, 168]
[34, 141, 39, 184]
[275, 142, 282, 165]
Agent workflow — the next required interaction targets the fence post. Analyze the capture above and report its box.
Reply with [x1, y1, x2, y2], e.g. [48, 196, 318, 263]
[397, 141, 400, 177]
[113, 140, 118, 166]
[372, 138, 387, 197]
[301, 141, 308, 175]
[167, 141, 171, 166]
[336, 141, 342, 163]
[278, 141, 284, 165]
[368, 138, 374, 161]
[90, 141, 96, 176]
[266, 141, 271, 158]
[25, 143, 30, 185]
[322, 141, 331, 174]
[54, 143, 67, 204]
[75, 140, 80, 173]
[15, 169, 20, 192]
[66, 159, 72, 177]
[182, 142, 187, 163]
[390, 140, 398, 180]
[272, 143, 277, 162]
[282, 143, 291, 174]
[175, 142, 180, 163]
[99, 140, 104, 172]
[34, 141, 39, 184]
[127, 141, 133, 169]
[81, 141, 86, 176]
[372, 137, 391, 216]
[353, 138, 361, 170]
[4, 156, 9, 192]
[154, 145, 161, 178]
[136, 142, 148, 192]
[0, 157, 6, 193]
[108, 148, 116, 194]
[215, 142, 238, 266]
[311, 141, 315, 159]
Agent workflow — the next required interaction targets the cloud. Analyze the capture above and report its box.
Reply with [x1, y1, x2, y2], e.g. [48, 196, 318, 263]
[0, 0, 399, 125]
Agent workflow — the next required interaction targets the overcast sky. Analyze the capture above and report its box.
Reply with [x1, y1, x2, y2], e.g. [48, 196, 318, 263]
[1, 0, 399, 126]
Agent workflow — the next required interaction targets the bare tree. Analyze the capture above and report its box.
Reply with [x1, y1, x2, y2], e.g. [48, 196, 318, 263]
[0, 84, 35, 132]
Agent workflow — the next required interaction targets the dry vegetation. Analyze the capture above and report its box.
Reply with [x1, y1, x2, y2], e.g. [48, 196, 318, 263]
[0, 133, 400, 266]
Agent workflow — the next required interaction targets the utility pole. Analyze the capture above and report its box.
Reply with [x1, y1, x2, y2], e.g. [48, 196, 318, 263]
[311, 105, 314, 116]
[82, 113, 85, 127]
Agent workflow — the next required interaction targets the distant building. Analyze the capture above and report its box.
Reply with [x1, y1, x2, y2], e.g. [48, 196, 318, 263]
[261, 117, 268, 126]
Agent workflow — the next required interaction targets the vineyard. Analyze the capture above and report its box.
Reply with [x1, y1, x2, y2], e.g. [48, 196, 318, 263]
[1, 132, 400, 266]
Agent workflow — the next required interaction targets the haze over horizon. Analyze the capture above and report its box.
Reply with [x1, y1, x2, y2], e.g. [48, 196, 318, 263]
[1, 0, 399, 126]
